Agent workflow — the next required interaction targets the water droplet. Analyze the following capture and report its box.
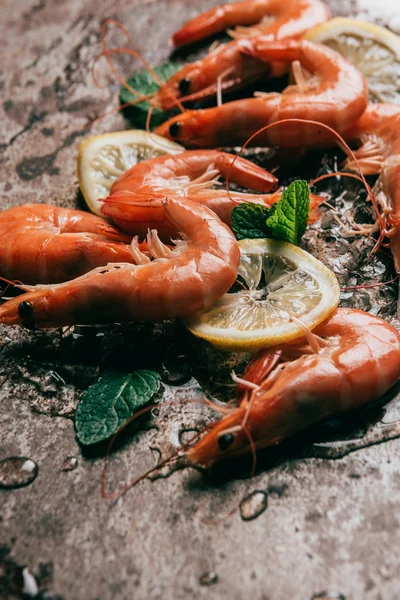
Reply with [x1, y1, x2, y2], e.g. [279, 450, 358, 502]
[49, 370, 66, 385]
[22, 567, 39, 597]
[199, 572, 218, 586]
[305, 420, 400, 460]
[389, 13, 400, 34]
[161, 353, 192, 385]
[239, 490, 268, 521]
[312, 593, 345, 600]
[379, 564, 390, 579]
[179, 428, 200, 446]
[0, 457, 38, 489]
[59, 456, 78, 472]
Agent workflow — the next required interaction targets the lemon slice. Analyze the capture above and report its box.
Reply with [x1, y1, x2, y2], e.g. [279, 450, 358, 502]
[184, 238, 339, 352]
[306, 18, 400, 103]
[77, 130, 183, 215]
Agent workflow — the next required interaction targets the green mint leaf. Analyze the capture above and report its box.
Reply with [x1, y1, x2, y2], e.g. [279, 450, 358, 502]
[75, 370, 161, 445]
[120, 62, 180, 129]
[231, 202, 270, 240]
[266, 180, 310, 245]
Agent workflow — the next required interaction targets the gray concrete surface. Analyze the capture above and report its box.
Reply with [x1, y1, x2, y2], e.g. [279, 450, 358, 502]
[2, 0, 400, 599]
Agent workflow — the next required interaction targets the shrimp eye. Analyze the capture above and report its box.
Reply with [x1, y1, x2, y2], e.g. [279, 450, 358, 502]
[178, 77, 191, 95]
[18, 301, 33, 319]
[218, 433, 235, 451]
[169, 122, 181, 138]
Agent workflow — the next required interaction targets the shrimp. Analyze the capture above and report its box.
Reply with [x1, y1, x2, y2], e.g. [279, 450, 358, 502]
[103, 149, 322, 235]
[342, 104, 400, 272]
[0, 204, 135, 284]
[155, 39, 368, 149]
[102, 150, 277, 236]
[186, 309, 400, 466]
[0, 197, 239, 328]
[172, 0, 331, 47]
[156, 0, 330, 109]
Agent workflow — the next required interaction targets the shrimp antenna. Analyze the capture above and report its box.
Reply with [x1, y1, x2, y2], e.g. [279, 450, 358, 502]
[199, 421, 258, 527]
[0, 364, 17, 392]
[92, 19, 186, 125]
[0, 275, 31, 296]
[101, 396, 218, 501]
[92, 51, 155, 103]
[101, 19, 164, 88]
[224, 119, 385, 244]
[341, 274, 399, 291]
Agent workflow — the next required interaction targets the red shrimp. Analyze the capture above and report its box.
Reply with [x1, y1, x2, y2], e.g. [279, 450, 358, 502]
[155, 39, 368, 148]
[342, 104, 400, 272]
[187, 309, 400, 466]
[156, 0, 330, 109]
[172, 0, 331, 47]
[0, 204, 135, 284]
[102, 149, 278, 236]
[0, 197, 239, 328]
[103, 149, 322, 236]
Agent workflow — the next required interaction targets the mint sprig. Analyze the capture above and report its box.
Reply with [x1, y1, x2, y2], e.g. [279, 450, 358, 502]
[231, 202, 270, 240]
[120, 62, 180, 129]
[75, 370, 161, 445]
[266, 180, 310, 245]
[231, 180, 310, 245]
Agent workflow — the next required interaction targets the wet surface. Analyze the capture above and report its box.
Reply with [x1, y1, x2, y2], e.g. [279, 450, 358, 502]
[239, 490, 268, 521]
[2, 0, 400, 599]
[312, 593, 346, 600]
[0, 458, 38, 490]
[198, 571, 219, 586]
[59, 457, 78, 472]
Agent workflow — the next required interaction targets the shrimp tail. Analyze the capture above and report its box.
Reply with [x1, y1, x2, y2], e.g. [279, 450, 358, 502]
[236, 350, 282, 401]
[215, 152, 278, 191]
[171, 2, 245, 47]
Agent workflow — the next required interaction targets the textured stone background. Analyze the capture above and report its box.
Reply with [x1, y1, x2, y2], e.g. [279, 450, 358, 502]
[2, 1, 400, 599]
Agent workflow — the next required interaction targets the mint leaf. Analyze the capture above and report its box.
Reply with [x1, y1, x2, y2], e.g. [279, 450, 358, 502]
[231, 202, 270, 240]
[266, 180, 310, 245]
[120, 62, 180, 129]
[75, 370, 161, 445]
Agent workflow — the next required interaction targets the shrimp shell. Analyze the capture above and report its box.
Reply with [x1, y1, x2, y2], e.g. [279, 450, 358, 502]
[157, 0, 330, 108]
[0, 197, 240, 328]
[156, 39, 368, 148]
[0, 204, 134, 284]
[172, 0, 331, 47]
[187, 309, 400, 466]
[343, 104, 400, 272]
[103, 149, 278, 237]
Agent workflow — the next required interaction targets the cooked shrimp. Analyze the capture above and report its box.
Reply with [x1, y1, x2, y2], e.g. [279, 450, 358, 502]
[103, 150, 277, 236]
[156, 41, 272, 110]
[187, 309, 400, 466]
[0, 197, 239, 328]
[156, 39, 367, 148]
[0, 204, 135, 284]
[104, 149, 322, 235]
[157, 0, 330, 108]
[172, 0, 331, 47]
[342, 104, 400, 272]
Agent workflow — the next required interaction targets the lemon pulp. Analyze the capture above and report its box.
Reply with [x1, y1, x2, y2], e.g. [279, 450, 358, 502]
[184, 238, 340, 352]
